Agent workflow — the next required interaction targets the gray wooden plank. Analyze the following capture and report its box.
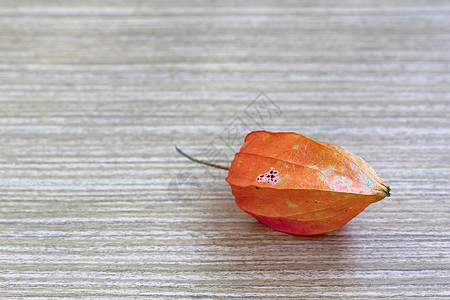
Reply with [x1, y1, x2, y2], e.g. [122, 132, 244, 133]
[0, 0, 449, 298]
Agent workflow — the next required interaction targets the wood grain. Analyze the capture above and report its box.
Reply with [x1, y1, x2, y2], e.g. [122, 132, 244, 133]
[0, 0, 449, 298]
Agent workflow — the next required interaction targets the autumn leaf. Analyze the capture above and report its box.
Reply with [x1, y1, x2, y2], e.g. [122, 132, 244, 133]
[177, 130, 390, 235]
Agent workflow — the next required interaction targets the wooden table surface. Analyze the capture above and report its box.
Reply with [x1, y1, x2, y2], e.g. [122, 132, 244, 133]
[1, 0, 449, 298]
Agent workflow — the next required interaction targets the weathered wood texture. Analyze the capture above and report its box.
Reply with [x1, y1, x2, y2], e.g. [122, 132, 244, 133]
[0, 0, 449, 298]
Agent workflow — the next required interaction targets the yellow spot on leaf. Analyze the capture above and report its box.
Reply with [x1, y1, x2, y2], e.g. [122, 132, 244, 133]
[323, 166, 335, 173]
[286, 201, 298, 208]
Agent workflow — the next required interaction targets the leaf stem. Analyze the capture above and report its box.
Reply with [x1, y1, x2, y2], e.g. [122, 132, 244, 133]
[175, 146, 230, 171]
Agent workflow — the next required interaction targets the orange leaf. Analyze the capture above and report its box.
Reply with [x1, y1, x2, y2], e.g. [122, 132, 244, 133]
[177, 130, 390, 235]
